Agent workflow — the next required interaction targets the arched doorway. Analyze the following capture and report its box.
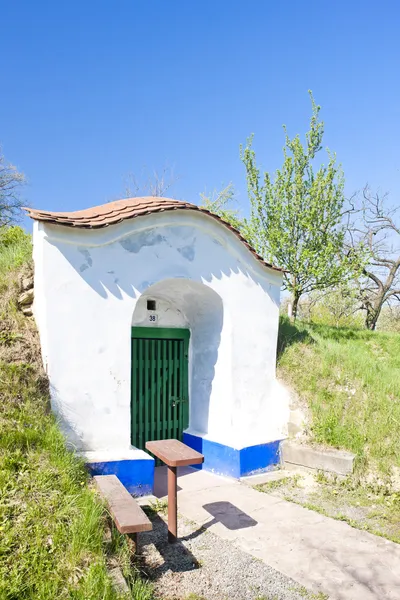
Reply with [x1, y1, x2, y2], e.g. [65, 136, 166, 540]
[131, 279, 224, 452]
[131, 326, 190, 450]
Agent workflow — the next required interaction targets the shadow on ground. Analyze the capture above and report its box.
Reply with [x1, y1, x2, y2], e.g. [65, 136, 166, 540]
[139, 501, 258, 580]
[138, 514, 200, 579]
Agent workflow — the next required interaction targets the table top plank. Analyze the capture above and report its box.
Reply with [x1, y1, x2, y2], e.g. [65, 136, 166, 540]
[146, 439, 204, 467]
[94, 475, 153, 534]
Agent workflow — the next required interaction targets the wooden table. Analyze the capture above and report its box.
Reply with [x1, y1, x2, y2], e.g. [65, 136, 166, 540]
[146, 439, 204, 543]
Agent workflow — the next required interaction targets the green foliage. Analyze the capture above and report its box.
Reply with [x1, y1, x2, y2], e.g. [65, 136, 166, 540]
[150, 498, 168, 515]
[0, 226, 32, 279]
[278, 317, 400, 475]
[254, 476, 294, 493]
[300, 285, 364, 329]
[0, 225, 29, 248]
[200, 183, 244, 230]
[241, 93, 362, 316]
[377, 305, 400, 333]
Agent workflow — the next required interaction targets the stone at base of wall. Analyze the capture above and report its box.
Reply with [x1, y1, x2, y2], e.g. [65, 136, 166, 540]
[183, 432, 282, 478]
[82, 449, 155, 496]
[280, 440, 355, 476]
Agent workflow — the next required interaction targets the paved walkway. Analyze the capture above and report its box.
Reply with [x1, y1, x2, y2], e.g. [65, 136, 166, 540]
[150, 466, 400, 600]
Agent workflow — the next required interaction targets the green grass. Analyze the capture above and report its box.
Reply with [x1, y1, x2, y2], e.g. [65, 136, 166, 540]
[0, 230, 154, 599]
[253, 477, 295, 493]
[278, 317, 400, 475]
[0, 226, 32, 281]
[289, 490, 400, 545]
[296, 587, 329, 600]
[144, 498, 168, 517]
[256, 471, 400, 546]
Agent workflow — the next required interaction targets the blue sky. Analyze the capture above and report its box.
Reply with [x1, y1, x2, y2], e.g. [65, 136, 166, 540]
[1, 1, 400, 230]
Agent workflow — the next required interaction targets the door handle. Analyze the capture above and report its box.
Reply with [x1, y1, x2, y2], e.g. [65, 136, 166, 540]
[170, 397, 182, 407]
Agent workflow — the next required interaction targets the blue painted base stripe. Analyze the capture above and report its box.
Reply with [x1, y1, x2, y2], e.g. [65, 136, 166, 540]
[86, 458, 154, 496]
[183, 433, 282, 478]
[240, 440, 281, 476]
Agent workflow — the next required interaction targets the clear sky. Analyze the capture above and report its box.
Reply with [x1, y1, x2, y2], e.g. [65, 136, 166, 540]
[1, 1, 400, 230]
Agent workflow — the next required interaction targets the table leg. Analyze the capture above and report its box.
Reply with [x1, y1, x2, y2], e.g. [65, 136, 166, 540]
[167, 465, 177, 543]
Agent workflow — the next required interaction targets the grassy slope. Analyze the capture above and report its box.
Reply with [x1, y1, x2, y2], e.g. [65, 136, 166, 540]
[278, 317, 400, 476]
[0, 230, 153, 600]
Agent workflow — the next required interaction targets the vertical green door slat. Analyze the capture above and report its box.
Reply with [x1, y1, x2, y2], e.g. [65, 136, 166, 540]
[168, 340, 173, 438]
[152, 339, 156, 441]
[173, 340, 179, 438]
[131, 339, 137, 446]
[149, 340, 156, 440]
[138, 339, 143, 450]
[157, 339, 162, 441]
[162, 339, 168, 440]
[130, 339, 134, 444]
[148, 339, 152, 441]
[173, 339, 177, 438]
[183, 338, 189, 431]
[171, 340, 175, 438]
[178, 340, 183, 436]
[144, 340, 149, 444]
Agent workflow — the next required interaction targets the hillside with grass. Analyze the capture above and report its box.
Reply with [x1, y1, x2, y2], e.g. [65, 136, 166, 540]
[278, 317, 400, 478]
[0, 228, 154, 600]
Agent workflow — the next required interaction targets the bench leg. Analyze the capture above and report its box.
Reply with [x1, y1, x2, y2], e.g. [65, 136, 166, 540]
[129, 532, 138, 553]
[167, 465, 177, 543]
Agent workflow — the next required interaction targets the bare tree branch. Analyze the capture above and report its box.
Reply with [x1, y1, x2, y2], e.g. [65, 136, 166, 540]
[0, 148, 25, 226]
[123, 165, 179, 198]
[348, 185, 400, 329]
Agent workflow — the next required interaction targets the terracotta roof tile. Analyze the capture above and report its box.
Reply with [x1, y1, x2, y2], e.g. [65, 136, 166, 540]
[23, 197, 282, 272]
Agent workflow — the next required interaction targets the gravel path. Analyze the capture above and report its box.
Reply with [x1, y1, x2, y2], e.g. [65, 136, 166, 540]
[139, 511, 325, 600]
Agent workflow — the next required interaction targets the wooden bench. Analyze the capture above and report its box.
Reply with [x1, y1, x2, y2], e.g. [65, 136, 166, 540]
[146, 439, 204, 543]
[94, 475, 152, 546]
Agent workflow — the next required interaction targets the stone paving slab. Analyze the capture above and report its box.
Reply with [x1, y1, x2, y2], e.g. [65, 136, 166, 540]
[152, 466, 400, 600]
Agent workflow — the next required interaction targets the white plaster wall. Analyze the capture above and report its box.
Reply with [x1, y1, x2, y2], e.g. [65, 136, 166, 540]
[33, 209, 288, 453]
[32, 222, 49, 370]
[132, 295, 187, 328]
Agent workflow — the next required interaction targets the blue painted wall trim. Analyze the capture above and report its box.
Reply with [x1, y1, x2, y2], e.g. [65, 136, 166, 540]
[183, 433, 281, 478]
[86, 458, 154, 496]
[240, 440, 281, 476]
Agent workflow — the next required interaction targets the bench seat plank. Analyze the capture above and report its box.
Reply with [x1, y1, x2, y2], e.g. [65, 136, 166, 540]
[146, 439, 204, 467]
[94, 475, 152, 534]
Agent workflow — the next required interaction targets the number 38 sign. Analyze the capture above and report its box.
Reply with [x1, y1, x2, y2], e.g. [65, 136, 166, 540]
[149, 314, 157, 322]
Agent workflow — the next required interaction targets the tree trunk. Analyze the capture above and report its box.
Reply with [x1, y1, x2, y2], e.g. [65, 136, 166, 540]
[365, 308, 379, 330]
[365, 297, 384, 330]
[291, 292, 301, 321]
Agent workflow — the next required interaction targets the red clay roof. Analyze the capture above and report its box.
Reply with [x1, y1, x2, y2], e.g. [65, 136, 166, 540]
[23, 197, 282, 272]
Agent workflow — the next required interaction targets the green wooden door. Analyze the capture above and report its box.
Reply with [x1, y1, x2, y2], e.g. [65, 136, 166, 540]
[131, 327, 190, 451]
